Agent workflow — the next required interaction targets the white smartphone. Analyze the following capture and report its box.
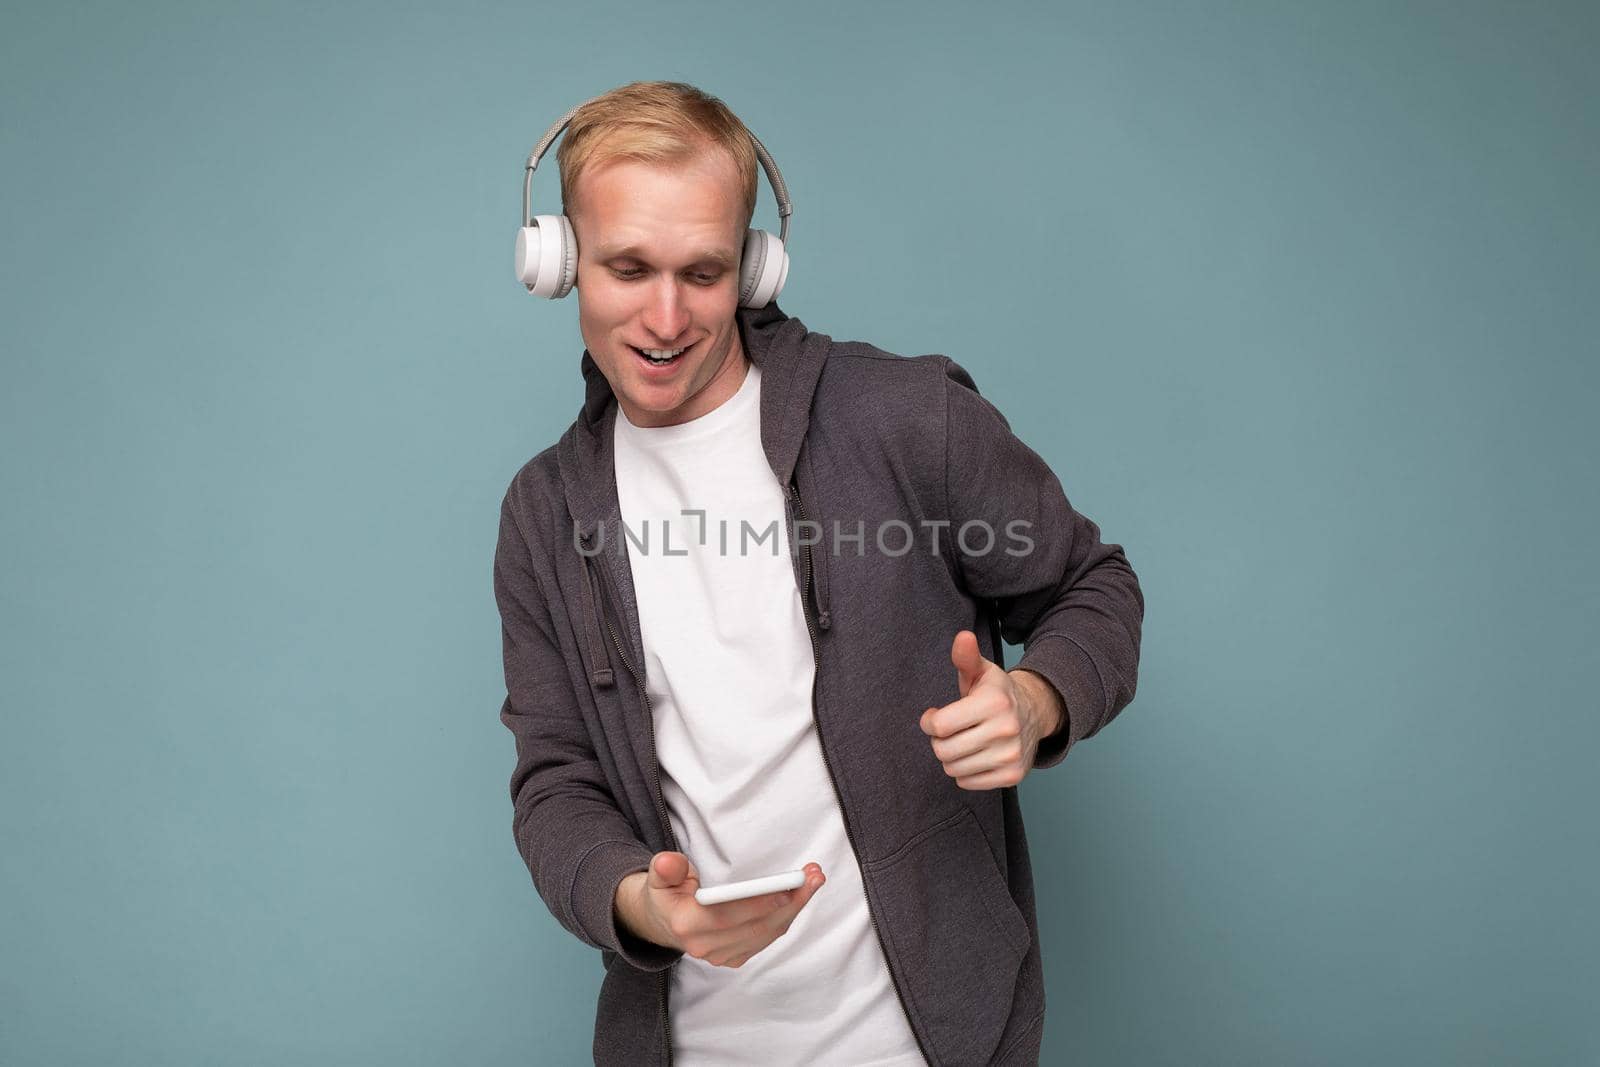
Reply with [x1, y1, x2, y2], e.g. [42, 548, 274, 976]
[693, 869, 807, 906]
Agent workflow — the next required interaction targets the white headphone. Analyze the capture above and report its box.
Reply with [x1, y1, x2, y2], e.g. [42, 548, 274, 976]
[514, 97, 793, 307]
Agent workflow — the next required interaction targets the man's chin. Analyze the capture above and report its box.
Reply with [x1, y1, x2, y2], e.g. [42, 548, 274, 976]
[617, 383, 695, 425]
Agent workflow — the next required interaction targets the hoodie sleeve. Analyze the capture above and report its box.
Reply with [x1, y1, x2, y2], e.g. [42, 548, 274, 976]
[494, 492, 683, 972]
[938, 358, 1145, 768]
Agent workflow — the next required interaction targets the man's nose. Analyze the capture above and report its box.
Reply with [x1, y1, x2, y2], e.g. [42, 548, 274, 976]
[640, 277, 690, 343]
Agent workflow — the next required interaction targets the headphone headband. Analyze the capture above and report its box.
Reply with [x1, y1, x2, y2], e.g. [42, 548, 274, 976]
[520, 95, 793, 247]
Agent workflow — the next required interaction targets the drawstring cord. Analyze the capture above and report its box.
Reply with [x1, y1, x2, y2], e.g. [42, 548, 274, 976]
[788, 480, 832, 631]
[577, 535, 615, 689]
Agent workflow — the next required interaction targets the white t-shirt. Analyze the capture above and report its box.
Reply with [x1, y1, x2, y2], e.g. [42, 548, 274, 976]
[613, 360, 924, 1065]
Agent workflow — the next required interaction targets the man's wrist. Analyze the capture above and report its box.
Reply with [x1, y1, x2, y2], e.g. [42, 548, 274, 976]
[615, 870, 682, 952]
[614, 871, 651, 941]
[1011, 668, 1066, 738]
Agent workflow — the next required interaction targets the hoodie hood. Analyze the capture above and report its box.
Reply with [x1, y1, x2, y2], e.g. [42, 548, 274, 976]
[556, 300, 829, 534]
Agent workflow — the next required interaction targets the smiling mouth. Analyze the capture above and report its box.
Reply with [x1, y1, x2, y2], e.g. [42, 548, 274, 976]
[630, 342, 693, 366]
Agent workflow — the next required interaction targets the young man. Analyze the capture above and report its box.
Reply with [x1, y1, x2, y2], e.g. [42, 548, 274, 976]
[494, 81, 1144, 1066]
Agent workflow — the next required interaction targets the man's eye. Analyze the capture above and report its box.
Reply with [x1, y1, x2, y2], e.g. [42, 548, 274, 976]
[609, 266, 720, 284]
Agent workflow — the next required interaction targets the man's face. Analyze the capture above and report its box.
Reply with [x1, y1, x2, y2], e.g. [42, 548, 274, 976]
[568, 149, 749, 428]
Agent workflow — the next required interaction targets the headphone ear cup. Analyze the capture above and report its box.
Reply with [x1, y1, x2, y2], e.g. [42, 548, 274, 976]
[515, 214, 579, 298]
[553, 214, 577, 298]
[738, 228, 789, 308]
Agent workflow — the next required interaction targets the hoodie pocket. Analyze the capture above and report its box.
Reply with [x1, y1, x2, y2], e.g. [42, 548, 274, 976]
[863, 807, 1030, 1066]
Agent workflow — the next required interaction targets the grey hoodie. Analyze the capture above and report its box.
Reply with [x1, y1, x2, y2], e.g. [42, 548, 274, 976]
[494, 301, 1144, 1065]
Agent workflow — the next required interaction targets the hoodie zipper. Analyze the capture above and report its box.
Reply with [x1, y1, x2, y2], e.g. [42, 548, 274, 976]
[590, 553, 679, 1067]
[786, 482, 933, 1066]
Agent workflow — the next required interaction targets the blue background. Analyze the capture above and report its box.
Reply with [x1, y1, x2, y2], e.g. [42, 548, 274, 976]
[3, 1, 1596, 1063]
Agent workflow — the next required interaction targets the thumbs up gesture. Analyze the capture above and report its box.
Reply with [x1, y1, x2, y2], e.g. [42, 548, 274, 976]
[918, 630, 1067, 790]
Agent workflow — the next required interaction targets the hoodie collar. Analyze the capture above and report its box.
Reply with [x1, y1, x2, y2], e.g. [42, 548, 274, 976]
[557, 300, 829, 534]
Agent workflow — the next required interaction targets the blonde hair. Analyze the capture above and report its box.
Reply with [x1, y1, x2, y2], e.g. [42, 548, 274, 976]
[556, 81, 759, 233]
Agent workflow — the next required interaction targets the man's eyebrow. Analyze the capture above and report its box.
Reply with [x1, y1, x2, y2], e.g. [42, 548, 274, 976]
[597, 245, 736, 269]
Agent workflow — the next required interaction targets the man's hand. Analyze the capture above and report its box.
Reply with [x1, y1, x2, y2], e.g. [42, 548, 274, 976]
[919, 630, 1067, 789]
[614, 852, 826, 969]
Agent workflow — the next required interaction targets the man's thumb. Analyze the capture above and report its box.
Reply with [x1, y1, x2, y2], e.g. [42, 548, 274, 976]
[951, 629, 987, 696]
[648, 851, 693, 890]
